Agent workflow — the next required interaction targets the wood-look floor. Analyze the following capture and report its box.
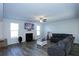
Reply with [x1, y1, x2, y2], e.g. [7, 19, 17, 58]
[0, 40, 79, 56]
[0, 40, 53, 56]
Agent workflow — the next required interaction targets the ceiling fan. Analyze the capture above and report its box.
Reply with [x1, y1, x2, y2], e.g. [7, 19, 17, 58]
[34, 16, 47, 23]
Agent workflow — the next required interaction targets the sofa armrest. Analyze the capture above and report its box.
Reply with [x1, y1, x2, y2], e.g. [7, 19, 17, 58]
[47, 45, 65, 56]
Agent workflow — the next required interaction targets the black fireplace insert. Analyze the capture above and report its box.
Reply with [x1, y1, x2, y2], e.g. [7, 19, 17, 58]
[26, 33, 33, 42]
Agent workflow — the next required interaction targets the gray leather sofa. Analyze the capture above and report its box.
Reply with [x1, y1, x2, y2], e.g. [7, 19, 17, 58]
[47, 34, 74, 56]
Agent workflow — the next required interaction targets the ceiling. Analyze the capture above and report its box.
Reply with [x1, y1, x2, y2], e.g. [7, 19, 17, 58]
[0, 3, 78, 22]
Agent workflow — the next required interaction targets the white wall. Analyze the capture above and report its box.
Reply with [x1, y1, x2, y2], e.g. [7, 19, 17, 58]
[77, 19, 79, 43]
[3, 19, 42, 45]
[44, 19, 79, 43]
[0, 21, 4, 39]
[0, 3, 3, 39]
[2, 18, 79, 45]
[1, 18, 79, 44]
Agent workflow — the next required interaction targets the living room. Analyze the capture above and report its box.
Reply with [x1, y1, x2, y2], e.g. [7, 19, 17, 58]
[0, 3, 79, 56]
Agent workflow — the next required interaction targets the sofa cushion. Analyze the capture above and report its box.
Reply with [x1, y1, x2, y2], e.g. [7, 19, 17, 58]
[51, 34, 73, 43]
[48, 45, 65, 56]
[57, 41, 66, 50]
[52, 34, 69, 38]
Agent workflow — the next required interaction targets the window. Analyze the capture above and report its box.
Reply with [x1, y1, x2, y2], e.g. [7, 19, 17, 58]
[10, 23, 19, 38]
[36, 25, 40, 36]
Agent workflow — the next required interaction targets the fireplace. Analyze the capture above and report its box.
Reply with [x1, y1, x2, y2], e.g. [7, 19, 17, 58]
[25, 33, 33, 42]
